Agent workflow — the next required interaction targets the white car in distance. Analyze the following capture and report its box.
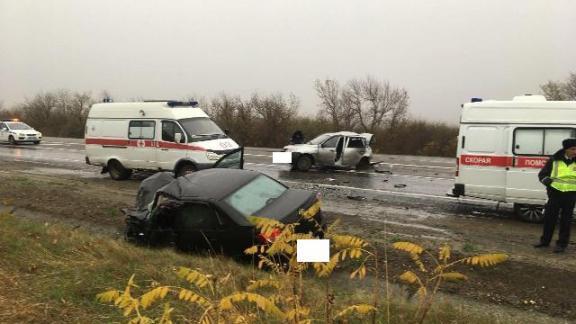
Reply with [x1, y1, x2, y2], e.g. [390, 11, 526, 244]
[0, 120, 42, 145]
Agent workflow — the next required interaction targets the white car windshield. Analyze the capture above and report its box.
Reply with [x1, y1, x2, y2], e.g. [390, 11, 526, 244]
[308, 134, 332, 145]
[179, 118, 227, 142]
[224, 175, 288, 217]
[7, 122, 33, 130]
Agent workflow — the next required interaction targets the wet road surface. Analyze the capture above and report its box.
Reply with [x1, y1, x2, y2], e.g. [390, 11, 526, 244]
[0, 137, 503, 213]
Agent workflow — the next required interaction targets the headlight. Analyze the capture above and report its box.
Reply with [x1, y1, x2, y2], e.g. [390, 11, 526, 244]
[206, 151, 221, 160]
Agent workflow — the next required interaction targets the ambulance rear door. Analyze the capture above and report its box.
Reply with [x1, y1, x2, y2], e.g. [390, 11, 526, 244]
[458, 125, 507, 201]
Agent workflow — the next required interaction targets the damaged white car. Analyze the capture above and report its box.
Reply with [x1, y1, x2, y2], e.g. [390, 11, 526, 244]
[283, 131, 374, 171]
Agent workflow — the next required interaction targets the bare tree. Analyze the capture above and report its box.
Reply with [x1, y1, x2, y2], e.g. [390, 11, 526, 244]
[315, 79, 342, 130]
[565, 73, 576, 100]
[315, 79, 358, 131]
[541, 81, 567, 100]
[18, 90, 93, 137]
[540, 73, 576, 100]
[249, 93, 298, 147]
[344, 76, 408, 133]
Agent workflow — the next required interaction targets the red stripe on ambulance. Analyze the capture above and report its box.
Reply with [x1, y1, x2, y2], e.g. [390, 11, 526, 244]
[515, 156, 549, 168]
[460, 155, 512, 167]
[459, 155, 549, 169]
[85, 138, 206, 151]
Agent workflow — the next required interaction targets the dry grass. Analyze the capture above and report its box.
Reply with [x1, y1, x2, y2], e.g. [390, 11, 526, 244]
[0, 211, 550, 323]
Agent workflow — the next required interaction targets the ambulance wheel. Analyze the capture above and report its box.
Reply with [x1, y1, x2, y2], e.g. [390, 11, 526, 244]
[108, 160, 132, 180]
[514, 204, 545, 223]
[295, 155, 313, 172]
[8, 136, 16, 145]
[176, 163, 197, 177]
[356, 157, 371, 170]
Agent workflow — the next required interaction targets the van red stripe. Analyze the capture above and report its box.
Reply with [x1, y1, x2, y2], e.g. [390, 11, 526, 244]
[515, 156, 549, 168]
[85, 138, 206, 151]
[460, 154, 549, 169]
[460, 155, 512, 167]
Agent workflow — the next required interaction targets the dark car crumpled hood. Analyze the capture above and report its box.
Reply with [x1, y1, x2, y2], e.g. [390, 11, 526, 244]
[253, 189, 316, 223]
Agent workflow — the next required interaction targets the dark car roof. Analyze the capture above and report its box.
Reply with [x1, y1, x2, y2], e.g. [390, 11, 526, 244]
[157, 168, 262, 201]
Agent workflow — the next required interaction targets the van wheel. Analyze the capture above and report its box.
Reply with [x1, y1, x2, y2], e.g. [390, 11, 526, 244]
[356, 158, 371, 170]
[295, 155, 313, 172]
[176, 163, 197, 177]
[108, 160, 132, 180]
[514, 204, 545, 223]
[8, 136, 16, 145]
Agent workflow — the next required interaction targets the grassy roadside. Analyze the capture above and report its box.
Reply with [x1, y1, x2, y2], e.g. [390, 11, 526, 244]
[0, 211, 554, 323]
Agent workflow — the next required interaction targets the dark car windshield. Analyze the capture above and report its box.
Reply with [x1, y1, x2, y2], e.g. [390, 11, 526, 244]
[179, 117, 227, 142]
[224, 175, 288, 217]
[307, 134, 332, 145]
[7, 122, 33, 130]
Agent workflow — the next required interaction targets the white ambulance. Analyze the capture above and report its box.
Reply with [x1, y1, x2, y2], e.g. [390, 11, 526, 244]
[85, 101, 240, 180]
[450, 95, 576, 222]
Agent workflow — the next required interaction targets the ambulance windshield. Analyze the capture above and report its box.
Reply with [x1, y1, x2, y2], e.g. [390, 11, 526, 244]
[179, 117, 227, 142]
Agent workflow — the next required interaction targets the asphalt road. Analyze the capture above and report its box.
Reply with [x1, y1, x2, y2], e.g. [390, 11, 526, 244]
[0, 137, 504, 211]
[0, 136, 452, 189]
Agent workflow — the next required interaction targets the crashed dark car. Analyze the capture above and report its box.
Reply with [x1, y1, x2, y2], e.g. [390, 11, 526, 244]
[124, 168, 325, 255]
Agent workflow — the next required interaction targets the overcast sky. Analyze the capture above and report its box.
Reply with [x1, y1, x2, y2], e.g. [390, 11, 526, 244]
[1, 0, 575, 124]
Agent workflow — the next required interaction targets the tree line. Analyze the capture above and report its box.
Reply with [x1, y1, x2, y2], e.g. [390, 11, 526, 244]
[9, 74, 535, 157]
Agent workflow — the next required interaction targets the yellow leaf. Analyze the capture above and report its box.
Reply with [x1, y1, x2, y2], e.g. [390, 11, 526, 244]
[439, 243, 451, 262]
[244, 246, 259, 255]
[334, 304, 376, 319]
[219, 292, 285, 319]
[464, 253, 508, 267]
[393, 241, 423, 254]
[96, 290, 121, 303]
[439, 272, 468, 281]
[399, 271, 419, 285]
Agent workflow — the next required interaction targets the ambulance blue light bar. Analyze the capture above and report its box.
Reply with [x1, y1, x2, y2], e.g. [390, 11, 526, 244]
[166, 101, 199, 107]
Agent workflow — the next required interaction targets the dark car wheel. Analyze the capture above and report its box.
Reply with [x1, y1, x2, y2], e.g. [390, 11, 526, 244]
[514, 204, 545, 223]
[356, 157, 370, 170]
[108, 160, 132, 180]
[295, 155, 313, 172]
[176, 163, 197, 177]
[8, 136, 16, 145]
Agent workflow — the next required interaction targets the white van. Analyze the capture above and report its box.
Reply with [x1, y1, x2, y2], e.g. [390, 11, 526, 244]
[450, 95, 576, 222]
[85, 101, 240, 180]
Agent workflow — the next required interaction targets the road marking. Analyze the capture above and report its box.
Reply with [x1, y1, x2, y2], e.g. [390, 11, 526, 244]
[374, 162, 455, 170]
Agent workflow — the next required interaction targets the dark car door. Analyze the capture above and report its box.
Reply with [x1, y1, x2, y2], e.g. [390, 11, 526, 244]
[172, 202, 253, 254]
[213, 147, 244, 169]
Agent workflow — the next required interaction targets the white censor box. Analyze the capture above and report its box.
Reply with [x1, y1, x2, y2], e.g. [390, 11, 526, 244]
[296, 239, 330, 262]
[272, 152, 292, 164]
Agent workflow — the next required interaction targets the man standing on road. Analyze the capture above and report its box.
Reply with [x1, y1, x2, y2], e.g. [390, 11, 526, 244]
[535, 138, 576, 253]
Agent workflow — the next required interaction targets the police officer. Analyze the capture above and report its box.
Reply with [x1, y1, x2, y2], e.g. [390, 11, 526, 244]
[534, 138, 576, 253]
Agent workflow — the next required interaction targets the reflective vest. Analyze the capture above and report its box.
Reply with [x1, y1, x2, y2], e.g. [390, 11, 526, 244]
[551, 160, 576, 192]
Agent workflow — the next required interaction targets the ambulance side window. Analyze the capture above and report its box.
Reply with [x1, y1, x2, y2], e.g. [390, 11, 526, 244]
[162, 121, 185, 143]
[513, 128, 576, 156]
[128, 120, 155, 139]
[544, 129, 576, 155]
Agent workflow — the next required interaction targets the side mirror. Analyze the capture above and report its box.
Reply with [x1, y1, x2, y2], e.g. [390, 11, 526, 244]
[224, 129, 230, 136]
[175, 133, 183, 143]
